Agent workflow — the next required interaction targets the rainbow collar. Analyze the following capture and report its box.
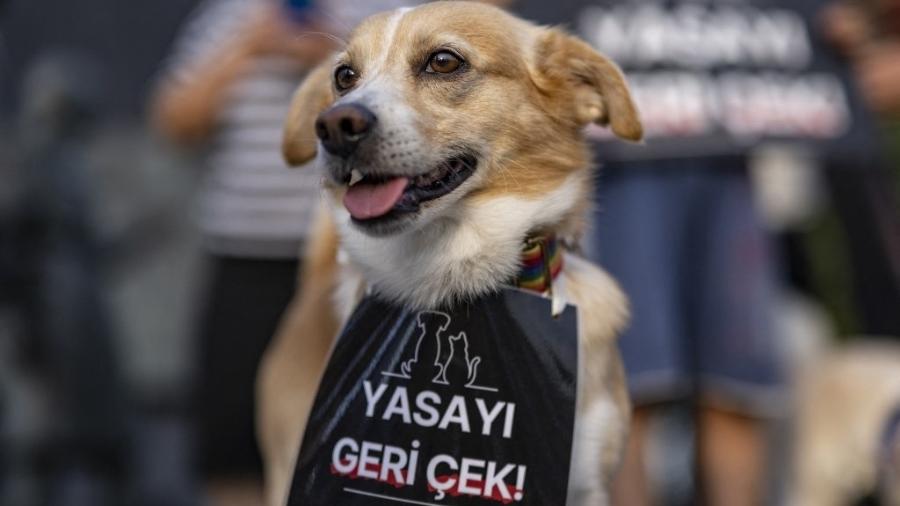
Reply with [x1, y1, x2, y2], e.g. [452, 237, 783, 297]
[516, 235, 564, 295]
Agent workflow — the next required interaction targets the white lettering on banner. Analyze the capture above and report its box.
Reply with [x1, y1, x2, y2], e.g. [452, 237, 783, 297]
[438, 396, 470, 433]
[332, 438, 422, 486]
[359, 441, 383, 480]
[340, 382, 528, 500]
[422, 454, 527, 502]
[383, 386, 413, 424]
[574, 2, 852, 144]
[579, 4, 812, 69]
[587, 71, 850, 140]
[485, 462, 518, 501]
[363, 380, 517, 439]
[717, 72, 849, 138]
[363, 381, 388, 417]
[458, 458, 486, 496]
[475, 398, 505, 436]
[413, 391, 441, 427]
[334, 307, 537, 502]
[332, 438, 358, 475]
[426, 454, 457, 499]
[502, 403, 516, 440]
[381, 445, 410, 485]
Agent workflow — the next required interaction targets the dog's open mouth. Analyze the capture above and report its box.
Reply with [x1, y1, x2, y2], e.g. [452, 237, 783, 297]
[342, 152, 477, 222]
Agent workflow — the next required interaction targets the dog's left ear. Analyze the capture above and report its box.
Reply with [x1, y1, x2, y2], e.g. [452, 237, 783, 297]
[534, 29, 643, 141]
[283, 60, 336, 166]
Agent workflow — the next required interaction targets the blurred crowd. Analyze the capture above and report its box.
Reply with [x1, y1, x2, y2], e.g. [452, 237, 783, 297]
[0, 0, 898, 505]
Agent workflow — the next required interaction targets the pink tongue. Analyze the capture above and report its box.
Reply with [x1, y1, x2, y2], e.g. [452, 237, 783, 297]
[343, 177, 410, 220]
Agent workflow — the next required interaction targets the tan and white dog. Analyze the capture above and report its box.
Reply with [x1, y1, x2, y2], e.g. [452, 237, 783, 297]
[257, 2, 642, 505]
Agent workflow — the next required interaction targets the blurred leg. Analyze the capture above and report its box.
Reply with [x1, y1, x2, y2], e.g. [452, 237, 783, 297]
[697, 408, 765, 506]
[206, 476, 263, 506]
[197, 257, 298, 478]
[594, 166, 693, 506]
[196, 257, 298, 506]
[690, 169, 782, 506]
[612, 407, 654, 506]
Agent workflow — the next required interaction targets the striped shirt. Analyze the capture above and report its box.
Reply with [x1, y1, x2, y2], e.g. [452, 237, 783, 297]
[163, 0, 417, 258]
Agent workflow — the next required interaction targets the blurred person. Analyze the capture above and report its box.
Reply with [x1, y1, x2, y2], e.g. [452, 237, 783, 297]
[0, 0, 7, 108]
[819, 0, 900, 338]
[594, 160, 784, 506]
[510, 0, 883, 504]
[822, 0, 900, 115]
[151, 0, 332, 500]
[1, 4, 16, 502]
[883, 406, 900, 505]
[151, 0, 432, 501]
[0, 0, 9, 494]
[2, 51, 128, 506]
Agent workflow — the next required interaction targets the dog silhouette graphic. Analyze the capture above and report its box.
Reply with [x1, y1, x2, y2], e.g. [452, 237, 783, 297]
[384, 311, 496, 392]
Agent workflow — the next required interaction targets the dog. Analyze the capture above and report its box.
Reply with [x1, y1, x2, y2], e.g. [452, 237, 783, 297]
[256, 2, 642, 505]
[790, 340, 900, 506]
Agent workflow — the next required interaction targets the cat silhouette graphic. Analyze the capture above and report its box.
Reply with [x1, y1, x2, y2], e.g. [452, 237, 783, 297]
[386, 311, 494, 391]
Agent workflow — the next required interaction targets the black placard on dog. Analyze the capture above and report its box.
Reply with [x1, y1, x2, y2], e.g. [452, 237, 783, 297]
[287, 288, 578, 506]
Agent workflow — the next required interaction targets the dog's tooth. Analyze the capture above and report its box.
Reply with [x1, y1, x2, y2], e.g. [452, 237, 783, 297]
[349, 169, 363, 186]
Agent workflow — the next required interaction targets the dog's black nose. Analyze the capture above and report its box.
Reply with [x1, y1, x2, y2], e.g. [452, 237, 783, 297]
[315, 103, 376, 157]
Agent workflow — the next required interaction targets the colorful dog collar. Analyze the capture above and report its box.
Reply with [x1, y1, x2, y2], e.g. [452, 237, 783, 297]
[517, 235, 563, 295]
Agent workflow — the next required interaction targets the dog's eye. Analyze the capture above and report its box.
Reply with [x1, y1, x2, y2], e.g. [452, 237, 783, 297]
[334, 65, 359, 91]
[426, 51, 463, 74]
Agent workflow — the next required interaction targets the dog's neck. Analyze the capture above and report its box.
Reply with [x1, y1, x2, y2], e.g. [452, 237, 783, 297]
[335, 171, 587, 309]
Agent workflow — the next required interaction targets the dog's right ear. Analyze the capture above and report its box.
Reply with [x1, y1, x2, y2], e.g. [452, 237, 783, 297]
[533, 29, 642, 142]
[283, 61, 335, 166]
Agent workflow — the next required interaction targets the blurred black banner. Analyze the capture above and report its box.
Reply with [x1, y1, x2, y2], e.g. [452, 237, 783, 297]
[288, 288, 579, 505]
[516, 0, 877, 163]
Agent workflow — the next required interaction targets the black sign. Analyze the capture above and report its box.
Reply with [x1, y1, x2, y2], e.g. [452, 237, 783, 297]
[514, 0, 877, 163]
[288, 288, 579, 505]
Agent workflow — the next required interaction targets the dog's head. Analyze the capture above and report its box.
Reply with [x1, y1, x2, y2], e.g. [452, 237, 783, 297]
[284, 1, 641, 239]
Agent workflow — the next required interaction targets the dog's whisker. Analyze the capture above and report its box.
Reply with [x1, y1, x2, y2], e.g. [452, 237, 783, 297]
[291, 31, 349, 48]
[496, 158, 526, 189]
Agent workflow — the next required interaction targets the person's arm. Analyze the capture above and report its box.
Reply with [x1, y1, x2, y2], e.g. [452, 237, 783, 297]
[820, 1, 875, 57]
[820, 1, 900, 116]
[855, 40, 900, 116]
[150, 4, 335, 146]
[151, 39, 255, 145]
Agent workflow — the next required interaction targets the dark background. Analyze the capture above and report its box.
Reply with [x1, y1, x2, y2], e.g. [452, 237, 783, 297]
[0, 0, 200, 117]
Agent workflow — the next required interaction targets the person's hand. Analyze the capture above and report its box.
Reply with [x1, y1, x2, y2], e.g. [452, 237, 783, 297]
[855, 40, 900, 115]
[237, 4, 337, 62]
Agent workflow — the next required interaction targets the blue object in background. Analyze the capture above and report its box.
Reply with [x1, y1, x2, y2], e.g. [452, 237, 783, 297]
[284, 0, 314, 23]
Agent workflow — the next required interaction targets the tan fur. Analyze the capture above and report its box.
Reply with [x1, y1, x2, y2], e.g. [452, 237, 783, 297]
[790, 341, 900, 506]
[256, 206, 340, 506]
[283, 62, 336, 165]
[283, 4, 640, 208]
[261, 3, 641, 505]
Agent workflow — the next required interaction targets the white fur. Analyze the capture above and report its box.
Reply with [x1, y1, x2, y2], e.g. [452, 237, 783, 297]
[371, 8, 411, 75]
[568, 395, 620, 506]
[561, 253, 631, 506]
[333, 249, 367, 325]
[330, 170, 587, 309]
